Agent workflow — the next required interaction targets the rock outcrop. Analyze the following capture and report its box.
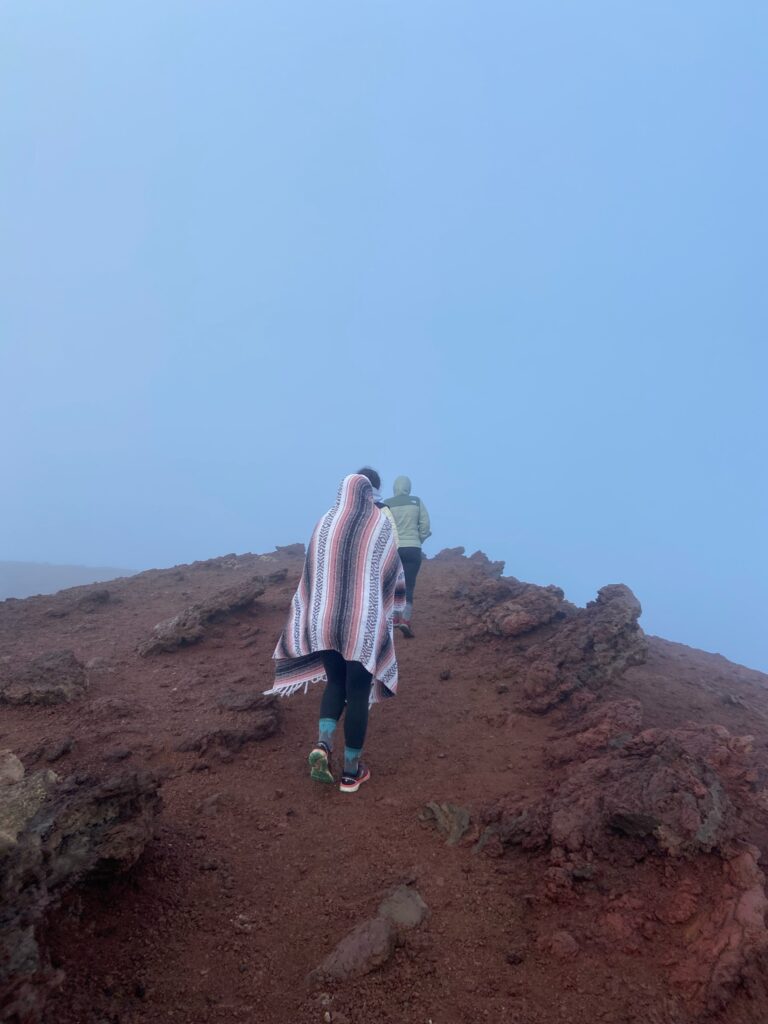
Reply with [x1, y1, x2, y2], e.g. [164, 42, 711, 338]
[457, 575, 570, 640]
[477, 700, 768, 1015]
[517, 584, 647, 712]
[138, 571, 285, 656]
[0, 651, 88, 706]
[176, 715, 280, 756]
[456, 576, 647, 711]
[0, 762, 161, 1023]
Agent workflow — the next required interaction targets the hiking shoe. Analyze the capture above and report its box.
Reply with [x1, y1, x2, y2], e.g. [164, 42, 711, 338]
[308, 742, 334, 784]
[397, 620, 415, 639]
[339, 763, 371, 794]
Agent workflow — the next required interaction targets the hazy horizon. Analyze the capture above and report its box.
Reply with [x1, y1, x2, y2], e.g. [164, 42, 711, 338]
[1, 2, 766, 670]
[0, 560, 133, 601]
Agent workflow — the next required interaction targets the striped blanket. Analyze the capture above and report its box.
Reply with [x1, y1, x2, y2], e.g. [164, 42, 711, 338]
[268, 474, 407, 702]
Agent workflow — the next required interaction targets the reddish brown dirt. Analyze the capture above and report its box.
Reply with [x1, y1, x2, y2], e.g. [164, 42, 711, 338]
[2, 551, 768, 1024]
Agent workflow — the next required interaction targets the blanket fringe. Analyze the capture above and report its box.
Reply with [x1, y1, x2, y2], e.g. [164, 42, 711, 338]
[264, 671, 327, 699]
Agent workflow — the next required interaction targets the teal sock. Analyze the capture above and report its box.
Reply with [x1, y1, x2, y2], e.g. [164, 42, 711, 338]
[344, 746, 362, 776]
[318, 718, 337, 749]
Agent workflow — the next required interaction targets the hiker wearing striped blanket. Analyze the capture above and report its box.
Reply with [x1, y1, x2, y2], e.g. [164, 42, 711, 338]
[267, 473, 406, 794]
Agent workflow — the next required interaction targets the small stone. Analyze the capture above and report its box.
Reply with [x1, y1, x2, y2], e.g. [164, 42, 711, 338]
[104, 748, 131, 763]
[439, 670, 451, 681]
[45, 738, 74, 764]
[197, 793, 223, 816]
[497, 684, 509, 695]
[420, 801, 471, 845]
[506, 950, 525, 965]
[549, 930, 579, 958]
[0, 750, 24, 786]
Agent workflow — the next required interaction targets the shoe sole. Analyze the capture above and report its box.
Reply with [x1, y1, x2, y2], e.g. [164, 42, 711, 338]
[396, 624, 414, 639]
[308, 748, 334, 784]
[340, 770, 371, 794]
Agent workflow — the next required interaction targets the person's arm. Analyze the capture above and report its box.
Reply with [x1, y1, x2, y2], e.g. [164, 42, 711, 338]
[418, 500, 432, 543]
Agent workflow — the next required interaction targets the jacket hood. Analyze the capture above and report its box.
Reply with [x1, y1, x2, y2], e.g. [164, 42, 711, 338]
[393, 476, 412, 496]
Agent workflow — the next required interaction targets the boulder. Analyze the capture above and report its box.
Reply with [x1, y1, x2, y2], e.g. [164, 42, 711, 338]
[476, 702, 768, 1016]
[420, 802, 471, 846]
[177, 700, 280, 754]
[0, 752, 24, 788]
[518, 584, 647, 712]
[76, 588, 114, 612]
[378, 885, 429, 932]
[454, 575, 571, 644]
[138, 571, 286, 656]
[0, 767, 161, 1022]
[309, 884, 429, 986]
[217, 691, 275, 713]
[309, 917, 396, 985]
[0, 650, 87, 706]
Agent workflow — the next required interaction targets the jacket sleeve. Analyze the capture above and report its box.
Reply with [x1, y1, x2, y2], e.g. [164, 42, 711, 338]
[418, 500, 432, 543]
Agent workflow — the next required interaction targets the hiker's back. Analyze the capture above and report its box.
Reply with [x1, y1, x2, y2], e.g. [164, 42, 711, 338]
[384, 476, 431, 549]
[387, 493, 422, 547]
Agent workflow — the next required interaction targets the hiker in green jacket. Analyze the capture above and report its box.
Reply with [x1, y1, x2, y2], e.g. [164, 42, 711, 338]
[383, 476, 431, 638]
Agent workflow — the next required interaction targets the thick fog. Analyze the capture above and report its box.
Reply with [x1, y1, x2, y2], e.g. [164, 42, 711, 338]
[1, 2, 765, 669]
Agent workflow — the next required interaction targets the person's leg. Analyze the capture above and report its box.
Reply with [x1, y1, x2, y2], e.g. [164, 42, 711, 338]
[309, 651, 347, 783]
[398, 547, 422, 625]
[318, 650, 347, 744]
[341, 660, 372, 780]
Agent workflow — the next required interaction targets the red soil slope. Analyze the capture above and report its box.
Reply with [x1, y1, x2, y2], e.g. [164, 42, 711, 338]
[1, 548, 767, 1024]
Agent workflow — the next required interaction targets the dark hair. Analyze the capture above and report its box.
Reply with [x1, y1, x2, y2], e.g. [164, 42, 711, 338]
[357, 466, 381, 490]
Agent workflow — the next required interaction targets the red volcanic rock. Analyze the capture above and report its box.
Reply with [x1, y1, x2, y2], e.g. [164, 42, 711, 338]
[137, 572, 285, 655]
[1, 764, 161, 1022]
[0, 651, 87, 706]
[518, 585, 647, 712]
[480, 699, 768, 1015]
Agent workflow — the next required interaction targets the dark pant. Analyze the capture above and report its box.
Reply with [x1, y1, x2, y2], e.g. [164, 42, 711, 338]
[319, 651, 372, 750]
[398, 547, 422, 605]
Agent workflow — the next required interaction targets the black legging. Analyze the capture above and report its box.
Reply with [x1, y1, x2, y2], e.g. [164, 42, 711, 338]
[398, 547, 422, 604]
[319, 651, 372, 750]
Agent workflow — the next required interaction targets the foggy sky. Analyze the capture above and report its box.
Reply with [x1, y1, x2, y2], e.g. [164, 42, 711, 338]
[1, 1, 766, 669]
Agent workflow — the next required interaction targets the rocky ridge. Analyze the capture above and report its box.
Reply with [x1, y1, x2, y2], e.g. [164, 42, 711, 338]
[0, 544, 765, 1024]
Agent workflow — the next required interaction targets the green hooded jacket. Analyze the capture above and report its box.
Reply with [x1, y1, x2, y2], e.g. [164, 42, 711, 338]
[383, 476, 431, 549]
